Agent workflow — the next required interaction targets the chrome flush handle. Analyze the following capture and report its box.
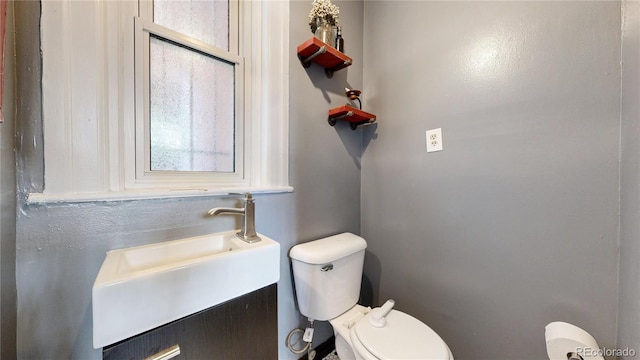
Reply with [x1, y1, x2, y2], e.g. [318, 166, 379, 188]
[321, 264, 334, 272]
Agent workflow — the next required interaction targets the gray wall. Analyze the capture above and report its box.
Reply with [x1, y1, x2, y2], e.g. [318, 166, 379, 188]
[361, 1, 621, 359]
[13, 0, 363, 358]
[1, 1, 17, 358]
[287, 0, 364, 346]
[11, 1, 640, 359]
[618, 0, 640, 357]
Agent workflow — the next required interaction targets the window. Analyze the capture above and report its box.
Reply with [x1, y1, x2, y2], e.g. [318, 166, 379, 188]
[134, 0, 246, 186]
[148, 35, 236, 173]
[34, 0, 290, 203]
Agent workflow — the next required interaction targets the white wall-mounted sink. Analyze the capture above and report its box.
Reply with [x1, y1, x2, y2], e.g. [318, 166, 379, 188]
[92, 230, 280, 348]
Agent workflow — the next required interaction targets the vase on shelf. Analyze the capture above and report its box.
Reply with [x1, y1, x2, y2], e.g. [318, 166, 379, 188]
[313, 17, 335, 46]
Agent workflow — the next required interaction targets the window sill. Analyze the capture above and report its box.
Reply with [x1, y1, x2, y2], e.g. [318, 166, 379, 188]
[26, 186, 294, 204]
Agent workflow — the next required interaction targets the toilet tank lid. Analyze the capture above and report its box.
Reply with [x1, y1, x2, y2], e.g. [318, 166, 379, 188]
[290, 233, 367, 264]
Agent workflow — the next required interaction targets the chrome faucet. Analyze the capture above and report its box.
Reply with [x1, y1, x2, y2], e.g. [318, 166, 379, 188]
[208, 193, 261, 243]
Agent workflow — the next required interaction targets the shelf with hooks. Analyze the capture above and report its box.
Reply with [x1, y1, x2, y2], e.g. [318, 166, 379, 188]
[297, 37, 352, 78]
[328, 105, 376, 130]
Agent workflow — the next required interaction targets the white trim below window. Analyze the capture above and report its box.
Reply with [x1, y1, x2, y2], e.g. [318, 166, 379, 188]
[35, 0, 291, 203]
[26, 186, 293, 204]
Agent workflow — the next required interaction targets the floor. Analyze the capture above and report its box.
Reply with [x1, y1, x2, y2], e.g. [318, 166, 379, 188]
[322, 350, 340, 360]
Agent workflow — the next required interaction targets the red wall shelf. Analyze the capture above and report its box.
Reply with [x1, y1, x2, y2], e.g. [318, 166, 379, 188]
[297, 37, 352, 78]
[328, 105, 376, 130]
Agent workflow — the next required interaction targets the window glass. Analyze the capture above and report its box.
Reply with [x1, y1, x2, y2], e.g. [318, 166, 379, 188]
[149, 35, 235, 172]
[153, 0, 229, 51]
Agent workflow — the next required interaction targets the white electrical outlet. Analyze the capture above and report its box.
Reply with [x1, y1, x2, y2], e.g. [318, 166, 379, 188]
[426, 128, 443, 152]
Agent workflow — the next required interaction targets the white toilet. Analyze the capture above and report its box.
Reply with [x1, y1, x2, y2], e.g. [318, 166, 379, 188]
[290, 233, 454, 360]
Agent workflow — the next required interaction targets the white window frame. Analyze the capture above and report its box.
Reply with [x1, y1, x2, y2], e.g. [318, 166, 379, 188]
[32, 0, 291, 203]
[133, 11, 247, 187]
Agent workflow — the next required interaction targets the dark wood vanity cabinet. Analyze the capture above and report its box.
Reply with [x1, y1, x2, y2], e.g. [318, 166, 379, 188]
[103, 284, 278, 360]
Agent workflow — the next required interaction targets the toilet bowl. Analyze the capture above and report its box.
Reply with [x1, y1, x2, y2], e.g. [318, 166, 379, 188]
[290, 233, 453, 360]
[330, 304, 453, 360]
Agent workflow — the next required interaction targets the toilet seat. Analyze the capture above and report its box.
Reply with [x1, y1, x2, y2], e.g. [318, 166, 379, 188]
[350, 309, 451, 360]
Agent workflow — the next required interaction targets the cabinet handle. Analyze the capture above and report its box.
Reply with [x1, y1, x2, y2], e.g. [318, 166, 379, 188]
[145, 345, 181, 360]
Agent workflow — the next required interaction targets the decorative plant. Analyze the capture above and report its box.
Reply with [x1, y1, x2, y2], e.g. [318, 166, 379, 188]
[308, 0, 339, 33]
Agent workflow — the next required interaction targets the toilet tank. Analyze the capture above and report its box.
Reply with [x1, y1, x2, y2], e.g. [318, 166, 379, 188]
[289, 233, 367, 321]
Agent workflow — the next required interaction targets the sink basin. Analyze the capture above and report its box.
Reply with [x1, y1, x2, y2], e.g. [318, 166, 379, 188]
[92, 230, 280, 348]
